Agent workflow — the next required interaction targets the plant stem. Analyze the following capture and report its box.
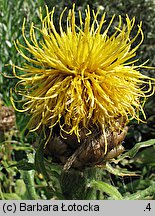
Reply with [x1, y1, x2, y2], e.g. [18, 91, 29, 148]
[21, 170, 39, 200]
[60, 167, 103, 200]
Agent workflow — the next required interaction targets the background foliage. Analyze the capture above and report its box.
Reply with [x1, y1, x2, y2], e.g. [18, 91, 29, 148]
[0, 0, 155, 200]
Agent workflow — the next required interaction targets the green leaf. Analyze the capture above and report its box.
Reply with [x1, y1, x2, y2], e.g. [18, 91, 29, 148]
[133, 146, 155, 166]
[124, 183, 155, 200]
[89, 180, 123, 200]
[44, 159, 62, 175]
[116, 139, 155, 162]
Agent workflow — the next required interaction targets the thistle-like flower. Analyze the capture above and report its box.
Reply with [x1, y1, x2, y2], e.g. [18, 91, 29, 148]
[12, 5, 154, 148]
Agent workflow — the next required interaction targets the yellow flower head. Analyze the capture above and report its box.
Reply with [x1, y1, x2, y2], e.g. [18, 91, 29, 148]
[12, 5, 154, 141]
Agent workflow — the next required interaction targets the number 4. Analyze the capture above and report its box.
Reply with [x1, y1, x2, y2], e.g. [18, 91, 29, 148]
[146, 203, 151, 211]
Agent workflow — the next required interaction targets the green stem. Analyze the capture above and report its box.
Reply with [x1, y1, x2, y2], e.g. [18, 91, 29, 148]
[60, 167, 102, 200]
[21, 170, 39, 200]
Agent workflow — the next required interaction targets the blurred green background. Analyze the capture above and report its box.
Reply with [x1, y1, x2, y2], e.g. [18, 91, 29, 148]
[0, 0, 155, 200]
